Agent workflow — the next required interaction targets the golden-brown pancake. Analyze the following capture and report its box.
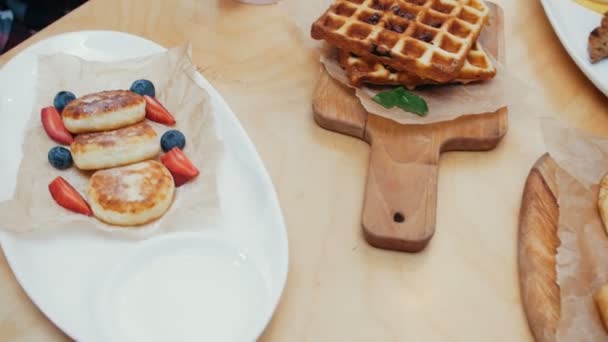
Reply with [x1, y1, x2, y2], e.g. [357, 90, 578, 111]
[71, 121, 160, 170]
[62, 90, 146, 134]
[87, 160, 175, 226]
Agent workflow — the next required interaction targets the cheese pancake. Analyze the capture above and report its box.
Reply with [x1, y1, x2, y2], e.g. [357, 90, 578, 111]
[71, 121, 160, 170]
[62, 90, 146, 134]
[87, 160, 175, 226]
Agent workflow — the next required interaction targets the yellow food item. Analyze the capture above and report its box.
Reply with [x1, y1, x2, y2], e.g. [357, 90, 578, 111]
[573, 0, 608, 14]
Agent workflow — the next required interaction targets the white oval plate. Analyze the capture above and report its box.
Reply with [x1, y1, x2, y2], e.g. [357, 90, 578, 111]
[540, 0, 608, 96]
[0, 31, 288, 342]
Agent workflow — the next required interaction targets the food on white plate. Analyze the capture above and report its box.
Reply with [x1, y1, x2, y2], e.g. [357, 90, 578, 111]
[62, 90, 146, 134]
[70, 121, 160, 171]
[595, 282, 608, 332]
[47, 146, 73, 170]
[160, 147, 199, 186]
[130, 79, 156, 97]
[598, 172, 608, 235]
[160, 129, 186, 152]
[53, 91, 76, 113]
[144, 95, 176, 125]
[48, 176, 92, 216]
[40, 78, 199, 226]
[41, 106, 73, 145]
[589, 12, 608, 63]
[86, 160, 175, 226]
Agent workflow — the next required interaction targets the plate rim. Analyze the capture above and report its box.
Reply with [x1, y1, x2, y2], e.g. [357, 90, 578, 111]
[0, 29, 289, 341]
[540, 0, 608, 97]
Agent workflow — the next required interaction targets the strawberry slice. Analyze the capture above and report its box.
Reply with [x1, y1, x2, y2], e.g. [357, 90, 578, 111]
[41, 106, 73, 145]
[144, 95, 176, 125]
[160, 147, 199, 186]
[48, 177, 92, 216]
[171, 173, 192, 187]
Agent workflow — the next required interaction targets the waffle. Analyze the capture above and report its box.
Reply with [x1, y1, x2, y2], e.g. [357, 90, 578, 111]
[311, 0, 490, 82]
[338, 41, 495, 88]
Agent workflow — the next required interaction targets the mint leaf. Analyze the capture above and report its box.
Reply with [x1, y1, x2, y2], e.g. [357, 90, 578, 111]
[372, 87, 429, 116]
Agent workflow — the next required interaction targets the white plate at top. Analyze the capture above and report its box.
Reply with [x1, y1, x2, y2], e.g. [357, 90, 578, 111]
[540, 0, 608, 96]
[0, 31, 288, 342]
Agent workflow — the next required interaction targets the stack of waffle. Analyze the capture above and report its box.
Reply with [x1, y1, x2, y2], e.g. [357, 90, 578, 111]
[311, 0, 496, 89]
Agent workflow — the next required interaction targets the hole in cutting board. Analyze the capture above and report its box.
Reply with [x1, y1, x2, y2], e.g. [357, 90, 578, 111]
[393, 212, 405, 223]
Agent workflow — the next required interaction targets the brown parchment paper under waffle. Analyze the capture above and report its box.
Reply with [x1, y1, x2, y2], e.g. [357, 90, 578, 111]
[0, 45, 223, 238]
[320, 43, 520, 125]
[286, 0, 529, 125]
[542, 119, 608, 341]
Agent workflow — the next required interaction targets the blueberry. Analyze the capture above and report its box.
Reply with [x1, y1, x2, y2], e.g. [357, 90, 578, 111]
[53, 91, 76, 113]
[130, 79, 156, 97]
[48, 146, 73, 170]
[161, 130, 186, 152]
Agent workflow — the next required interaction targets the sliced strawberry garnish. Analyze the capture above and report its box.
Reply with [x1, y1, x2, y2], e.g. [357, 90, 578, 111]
[41, 106, 73, 145]
[48, 177, 92, 216]
[160, 147, 199, 186]
[144, 95, 176, 125]
[171, 173, 192, 187]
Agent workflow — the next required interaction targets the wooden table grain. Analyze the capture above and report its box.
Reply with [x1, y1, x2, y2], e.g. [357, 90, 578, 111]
[0, 0, 607, 341]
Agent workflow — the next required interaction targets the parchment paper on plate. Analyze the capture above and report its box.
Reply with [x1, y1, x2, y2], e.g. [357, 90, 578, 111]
[0, 45, 223, 238]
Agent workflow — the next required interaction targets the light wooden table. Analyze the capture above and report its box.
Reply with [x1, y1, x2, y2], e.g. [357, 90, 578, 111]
[0, 0, 607, 341]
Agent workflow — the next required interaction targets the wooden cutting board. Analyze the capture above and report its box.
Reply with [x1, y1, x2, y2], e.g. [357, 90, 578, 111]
[518, 154, 560, 342]
[312, 3, 508, 253]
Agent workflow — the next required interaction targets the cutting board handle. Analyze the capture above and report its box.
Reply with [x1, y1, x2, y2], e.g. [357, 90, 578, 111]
[360, 110, 508, 252]
[361, 116, 439, 252]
